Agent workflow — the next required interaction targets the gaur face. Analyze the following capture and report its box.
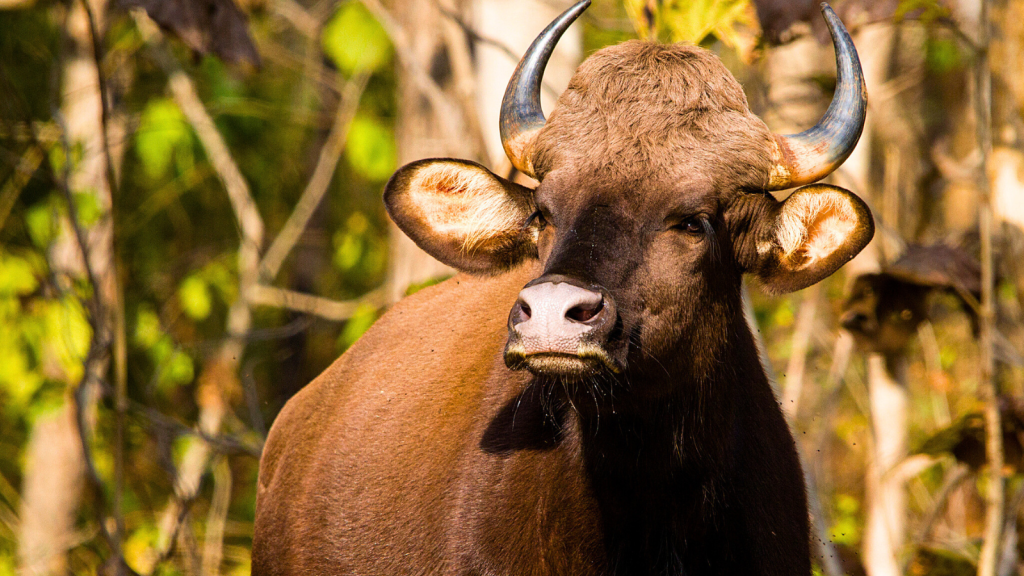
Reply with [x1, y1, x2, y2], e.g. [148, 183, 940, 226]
[384, 2, 872, 384]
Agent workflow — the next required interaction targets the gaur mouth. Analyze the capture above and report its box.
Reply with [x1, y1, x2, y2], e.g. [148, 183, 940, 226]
[504, 343, 622, 377]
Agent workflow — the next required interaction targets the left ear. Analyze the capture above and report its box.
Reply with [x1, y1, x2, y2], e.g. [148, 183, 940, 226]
[752, 184, 874, 294]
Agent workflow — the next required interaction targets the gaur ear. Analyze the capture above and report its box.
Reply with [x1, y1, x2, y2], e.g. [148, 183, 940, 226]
[384, 159, 537, 274]
[752, 184, 874, 294]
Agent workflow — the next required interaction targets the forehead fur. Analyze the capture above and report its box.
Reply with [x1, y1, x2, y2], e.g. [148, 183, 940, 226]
[533, 41, 774, 189]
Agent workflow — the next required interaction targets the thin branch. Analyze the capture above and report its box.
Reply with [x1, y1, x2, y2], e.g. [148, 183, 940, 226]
[79, 2, 130, 559]
[976, 0, 1003, 572]
[259, 71, 370, 280]
[0, 145, 45, 233]
[134, 15, 266, 570]
[908, 464, 971, 557]
[437, 0, 489, 163]
[131, 403, 264, 458]
[246, 284, 388, 322]
[435, 2, 518, 63]
[272, 0, 321, 38]
[79, 0, 120, 202]
[201, 457, 231, 576]
[53, 106, 127, 574]
[783, 284, 820, 422]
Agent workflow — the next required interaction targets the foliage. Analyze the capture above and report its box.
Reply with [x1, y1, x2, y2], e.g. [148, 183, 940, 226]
[624, 0, 760, 61]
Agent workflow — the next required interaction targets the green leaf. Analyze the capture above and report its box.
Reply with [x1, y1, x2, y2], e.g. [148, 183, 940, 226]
[338, 303, 379, 350]
[24, 200, 55, 249]
[322, 2, 393, 74]
[134, 307, 163, 349]
[926, 37, 962, 74]
[178, 275, 212, 320]
[334, 233, 364, 270]
[333, 212, 371, 270]
[345, 116, 397, 181]
[201, 260, 237, 304]
[163, 351, 195, 389]
[72, 191, 103, 227]
[136, 99, 192, 180]
[0, 252, 38, 296]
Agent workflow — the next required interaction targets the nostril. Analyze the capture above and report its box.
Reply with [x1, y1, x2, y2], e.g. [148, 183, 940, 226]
[512, 300, 532, 325]
[566, 299, 603, 323]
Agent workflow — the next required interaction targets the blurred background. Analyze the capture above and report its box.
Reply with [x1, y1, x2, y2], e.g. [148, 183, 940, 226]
[1, 0, 1023, 574]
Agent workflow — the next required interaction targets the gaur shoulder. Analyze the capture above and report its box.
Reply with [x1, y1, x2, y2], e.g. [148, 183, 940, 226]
[258, 264, 537, 488]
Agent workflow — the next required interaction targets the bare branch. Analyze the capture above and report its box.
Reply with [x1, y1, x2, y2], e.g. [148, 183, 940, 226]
[975, 0, 1004, 572]
[259, 72, 370, 280]
[272, 0, 321, 38]
[247, 284, 388, 321]
[201, 457, 232, 576]
[908, 464, 971, 553]
[0, 124, 59, 232]
[782, 284, 820, 421]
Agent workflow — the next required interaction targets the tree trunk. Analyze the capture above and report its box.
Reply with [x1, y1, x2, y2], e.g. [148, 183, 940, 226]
[18, 0, 121, 572]
[863, 354, 909, 576]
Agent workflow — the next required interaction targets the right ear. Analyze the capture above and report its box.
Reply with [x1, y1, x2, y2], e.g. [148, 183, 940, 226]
[384, 159, 538, 274]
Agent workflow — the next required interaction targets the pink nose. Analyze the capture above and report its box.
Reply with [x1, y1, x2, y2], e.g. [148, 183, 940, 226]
[509, 281, 614, 355]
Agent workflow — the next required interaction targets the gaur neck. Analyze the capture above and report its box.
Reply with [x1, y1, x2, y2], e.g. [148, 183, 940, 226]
[568, 311, 771, 573]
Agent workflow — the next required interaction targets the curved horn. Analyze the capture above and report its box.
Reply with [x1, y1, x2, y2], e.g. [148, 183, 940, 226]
[767, 3, 867, 191]
[500, 0, 590, 179]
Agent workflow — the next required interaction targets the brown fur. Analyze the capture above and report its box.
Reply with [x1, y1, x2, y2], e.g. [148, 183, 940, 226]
[533, 41, 775, 189]
[254, 39, 874, 576]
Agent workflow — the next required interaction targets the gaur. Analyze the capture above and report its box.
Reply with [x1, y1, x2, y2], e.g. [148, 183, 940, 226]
[253, 2, 873, 574]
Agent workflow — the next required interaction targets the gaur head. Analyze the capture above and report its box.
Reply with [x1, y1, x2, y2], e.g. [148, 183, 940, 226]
[385, 0, 873, 383]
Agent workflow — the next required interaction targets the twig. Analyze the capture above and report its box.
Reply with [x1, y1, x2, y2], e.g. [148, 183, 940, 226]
[79, 2, 130, 560]
[259, 72, 370, 280]
[134, 15, 266, 569]
[201, 457, 232, 576]
[908, 463, 971, 557]
[437, 0, 489, 163]
[131, 403, 264, 458]
[0, 123, 60, 231]
[53, 106, 126, 573]
[975, 0, 1004, 572]
[272, 0, 321, 38]
[436, 2, 519, 63]
[783, 284, 820, 421]
[246, 284, 388, 321]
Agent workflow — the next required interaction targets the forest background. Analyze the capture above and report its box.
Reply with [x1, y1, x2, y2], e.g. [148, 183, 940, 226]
[1, 0, 1024, 574]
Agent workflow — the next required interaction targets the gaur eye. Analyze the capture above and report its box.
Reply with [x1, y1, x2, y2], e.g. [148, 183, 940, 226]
[673, 218, 704, 235]
[525, 210, 547, 231]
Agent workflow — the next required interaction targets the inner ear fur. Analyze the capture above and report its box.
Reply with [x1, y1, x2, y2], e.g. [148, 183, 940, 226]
[753, 184, 874, 294]
[384, 158, 537, 274]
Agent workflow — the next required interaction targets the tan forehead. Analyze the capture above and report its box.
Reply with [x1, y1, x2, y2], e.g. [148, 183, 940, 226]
[531, 41, 774, 188]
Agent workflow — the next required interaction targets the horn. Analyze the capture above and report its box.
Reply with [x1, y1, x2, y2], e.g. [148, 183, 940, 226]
[766, 3, 867, 191]
[500, 0, 590, 179]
